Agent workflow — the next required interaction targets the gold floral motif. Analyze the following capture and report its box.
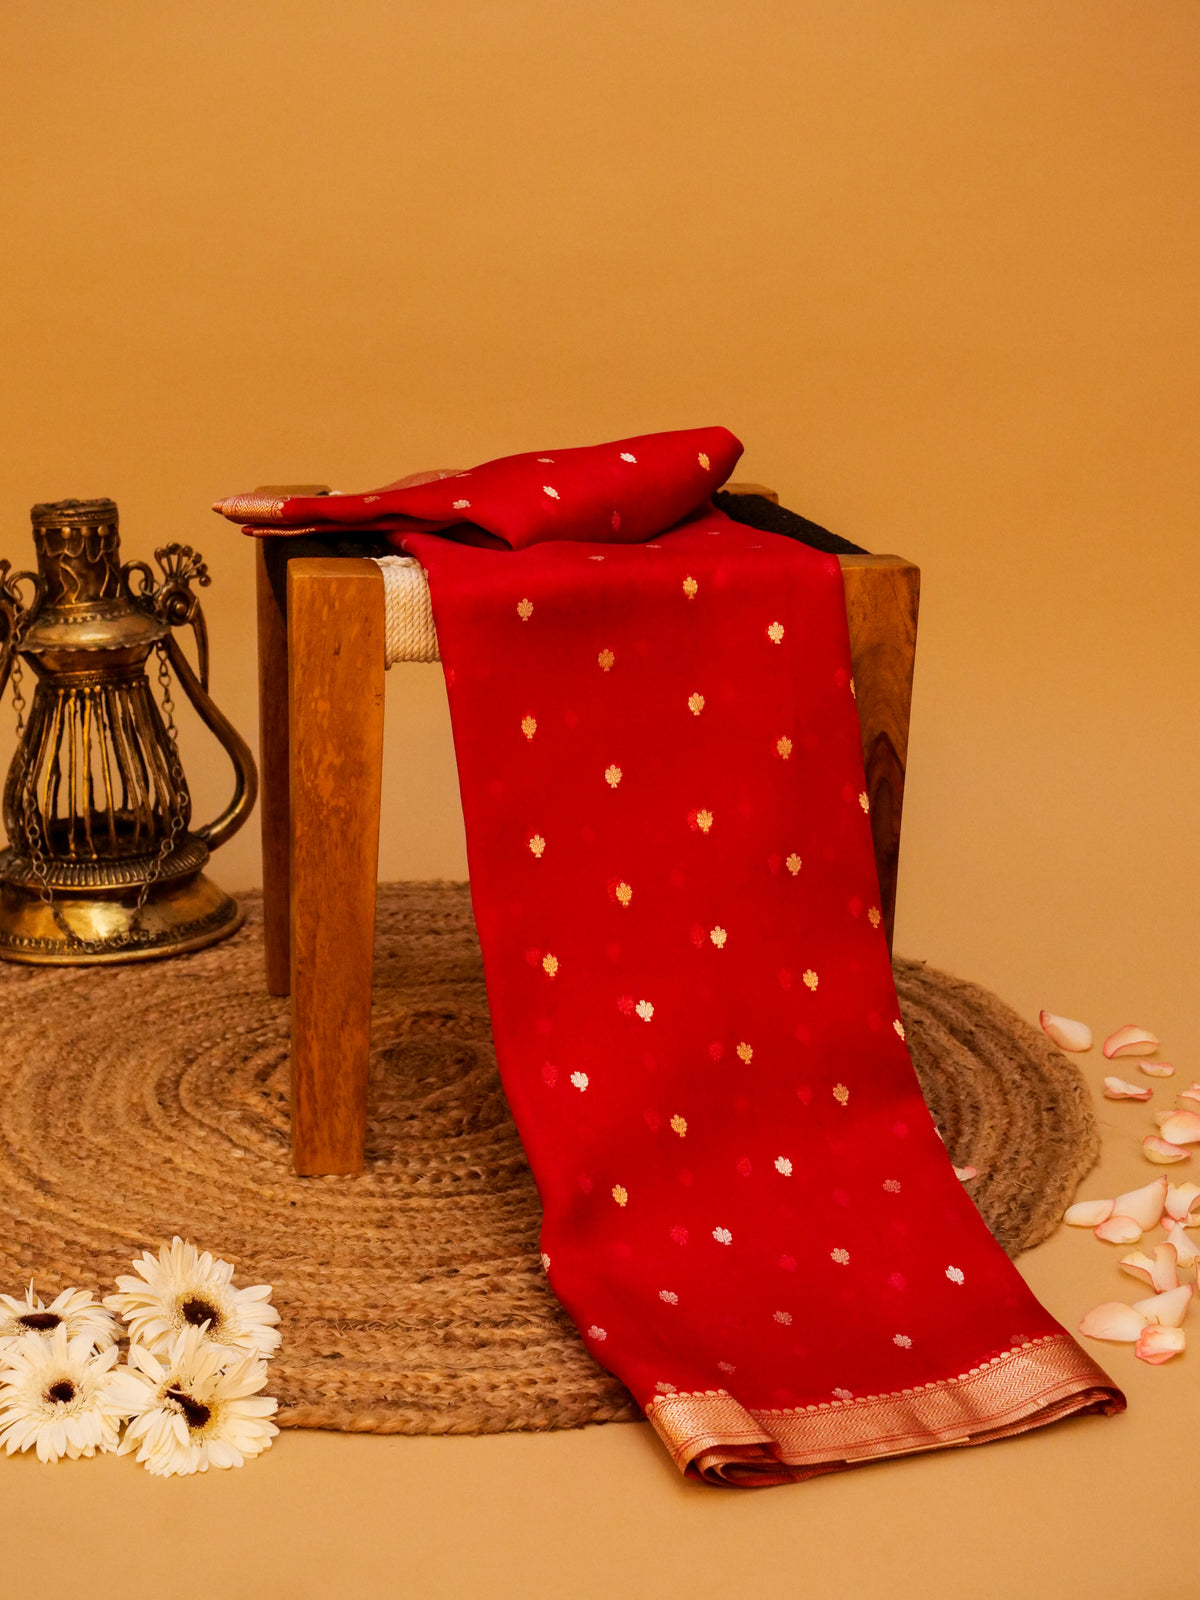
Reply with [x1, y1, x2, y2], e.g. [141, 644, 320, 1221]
[615, 881, 633, 907]
[867, 906, 882, 928]
[620, 451, 637, 463]
[850, 677, 856, 698]
[570, 1071, 589, 1091]
[882, 1178, 901, 1193]
[670, 1114, 687, 1137]
[612, 1184, 629, 1207]
[682, 576, 699, 599]
[659, 1290, 679, 1306]
[785, 853, 802, 875]
[773, 1310, 792, 1325]
[893, 1334, 912, 1349]
[542, 485, 560, 499]
[528, 835, 546, 858]
[833, 1083, 849, 1105]
[736, 1041, 754, 1064]
[802, 969, 818, 991]
[516, 598, 534, 621]
[605, 764, 623, 788]
[696, 808, 714, 833]
[776, 736, 793, 759]
[774, 1156, 793, 1176]
[831, 1248, 850, 1265]
[893, 1019, 906, 1041]
[710, 926, 727, 949]
[542, 953, 559, 978]
[521, 715, 537, 740]
[858, 791, 870, 812]
[697, 452, 711, 470]
[946, 1266, 965, 1285]
[635, 999, 655, 1022]
[712, 1227, 733, 1245]
[598, 648, 615, 672]
[687, 692, 705, 715]
[767, 621, 785, 644]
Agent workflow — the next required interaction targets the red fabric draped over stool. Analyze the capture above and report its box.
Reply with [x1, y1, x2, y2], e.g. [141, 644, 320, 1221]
[217, 428, 1121, 1485]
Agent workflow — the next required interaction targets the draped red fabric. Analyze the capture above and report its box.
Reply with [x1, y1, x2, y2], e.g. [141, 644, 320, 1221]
[217, 430, 1122, 1485]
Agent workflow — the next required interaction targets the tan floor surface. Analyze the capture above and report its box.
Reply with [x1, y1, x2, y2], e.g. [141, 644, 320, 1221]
[2, 835, 1194, 1600]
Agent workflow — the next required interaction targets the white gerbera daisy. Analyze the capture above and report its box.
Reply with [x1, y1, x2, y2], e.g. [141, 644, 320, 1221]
[104, 1238, 281, 1358]
[0, 1283, 119, 1354]
[0, 1326, 126, 1462]
[109, 1327, 278, 1477]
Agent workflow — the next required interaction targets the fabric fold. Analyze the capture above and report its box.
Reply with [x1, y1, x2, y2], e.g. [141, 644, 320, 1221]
[213, 425, 742, 548]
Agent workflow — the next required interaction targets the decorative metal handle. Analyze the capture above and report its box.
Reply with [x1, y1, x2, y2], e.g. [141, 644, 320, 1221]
[127, 544, 258, 851]
[0, 560, 43, 703]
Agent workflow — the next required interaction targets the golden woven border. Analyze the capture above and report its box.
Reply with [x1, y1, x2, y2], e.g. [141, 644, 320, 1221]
[215, 493, 286, 523]
[645, 1334, 1123, 1486]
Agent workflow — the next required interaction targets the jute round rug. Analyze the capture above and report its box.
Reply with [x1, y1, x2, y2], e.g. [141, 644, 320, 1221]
[0, 882, 1097, 1435]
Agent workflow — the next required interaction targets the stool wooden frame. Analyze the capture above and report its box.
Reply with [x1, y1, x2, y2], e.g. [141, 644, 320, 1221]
[255, 486, 920, 1175]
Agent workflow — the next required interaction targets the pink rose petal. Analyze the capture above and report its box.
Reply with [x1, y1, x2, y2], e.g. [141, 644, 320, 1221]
[1144, 1135, 1192, 1166]
[1039, 1011, 1093, 1052]
[1104, 1076, 1152, 1101]
[1134, 1324, 1186, 1364]
[953, 1165, 977, 1181]
[1104, 1024, 1161, 1059]
[1079, 1301, 1149, 1342]
[1178, 1082, 1200, 1107]
[1118, 1244, 1179, 1293]
[1113, 1178, 1169, 1231]
[1139, 1061, 1175, 1078]
[1131, 1284, 1193, 1328]
[1094, 1215, 1144, 1244]
[1164, 1182, 1200, 1223]
[1160, 1111, 1200, 1146]
[1163, 1223, 1200, 1269]
[1064, 1198, 1115, 1228]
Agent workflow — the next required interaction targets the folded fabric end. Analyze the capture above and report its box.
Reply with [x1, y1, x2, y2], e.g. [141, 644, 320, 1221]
[645, 1335, 1125, 1489]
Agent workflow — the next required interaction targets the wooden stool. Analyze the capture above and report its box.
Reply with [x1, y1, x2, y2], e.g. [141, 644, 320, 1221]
[255, 487, 920, 1175]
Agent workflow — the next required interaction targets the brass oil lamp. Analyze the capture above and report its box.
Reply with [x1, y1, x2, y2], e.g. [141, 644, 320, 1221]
[0, 498, 256, 963]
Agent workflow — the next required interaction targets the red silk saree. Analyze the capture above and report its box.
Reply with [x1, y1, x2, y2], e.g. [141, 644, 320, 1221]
[218, 428, 1122, 1485]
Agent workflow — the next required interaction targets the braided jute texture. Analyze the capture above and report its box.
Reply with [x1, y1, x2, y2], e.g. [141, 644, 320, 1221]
[0, 882, 1097, 1436]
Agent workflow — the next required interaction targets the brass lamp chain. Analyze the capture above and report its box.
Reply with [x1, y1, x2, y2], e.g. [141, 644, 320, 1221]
[11, 644, 187, 952]
[9, 655, 26, 737]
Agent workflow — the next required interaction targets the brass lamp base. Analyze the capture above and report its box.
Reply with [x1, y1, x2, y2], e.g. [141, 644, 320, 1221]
[0, 871, 244, 965]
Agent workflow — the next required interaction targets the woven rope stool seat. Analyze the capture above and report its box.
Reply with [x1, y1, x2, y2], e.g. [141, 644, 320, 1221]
[375, 556, 439, 665]
[0, 884, 1099, 1434]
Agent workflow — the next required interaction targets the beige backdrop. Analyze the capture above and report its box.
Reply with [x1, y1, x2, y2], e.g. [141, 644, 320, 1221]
[1, 4, 1197, 1596]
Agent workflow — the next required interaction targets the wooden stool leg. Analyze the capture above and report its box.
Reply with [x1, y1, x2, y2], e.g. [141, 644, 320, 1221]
[839, 554, 921, 954]
[287, 557, 386, 1175]
[256, 539, 292, 996]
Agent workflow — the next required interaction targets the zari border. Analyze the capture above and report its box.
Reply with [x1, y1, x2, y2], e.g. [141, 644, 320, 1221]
[644, 1334, 1124, 1487]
